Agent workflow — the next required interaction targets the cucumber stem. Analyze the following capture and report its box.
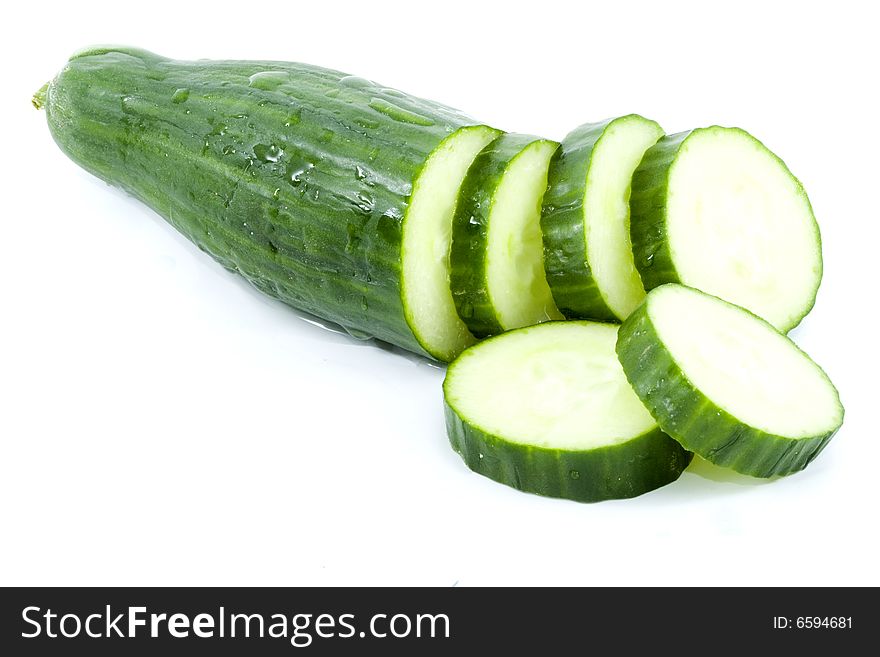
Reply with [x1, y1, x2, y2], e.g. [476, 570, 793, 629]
[32, 82, 49, 110]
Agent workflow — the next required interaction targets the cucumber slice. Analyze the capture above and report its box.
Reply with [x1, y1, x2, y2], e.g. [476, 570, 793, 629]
[444, 321, 692, 502]
[450, 134, 562, 337]
[402, 125, 503, 361]
[629, 127, 822, 332]
[616, 284, 844, 478]
[542, 115, 664, 321]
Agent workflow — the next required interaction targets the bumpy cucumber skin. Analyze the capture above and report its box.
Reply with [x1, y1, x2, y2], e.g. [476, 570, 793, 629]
[444, 401, 691, 502]
[616, 289, 842, 478]
[449, 134, 555, 338]
[628, 128, 822, 333]
[40, 47, 494, 358]
[627, 131, 690, 292]
[541, 119, 618, 321]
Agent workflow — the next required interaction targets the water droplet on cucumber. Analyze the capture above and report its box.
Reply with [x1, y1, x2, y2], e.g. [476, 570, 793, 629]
[355, 117, 380, 130]
[353, 192, 374, 215]
[368, 98, 434, 126]
[340, 75, 372, 89]
[171, 88, 189, 104]
[253, 143, 284, 163]
[248, 71, 288, 91]
[288, 162, 315, 186]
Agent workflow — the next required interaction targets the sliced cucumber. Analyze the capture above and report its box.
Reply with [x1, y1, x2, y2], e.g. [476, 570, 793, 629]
[541, 115, 664, 321]
[41, 48, 502, 362]
[616, 284, 843, 478]
[629, 127, 822, 332]
[402, 125, 503, 361]
[449, 134, 562, 337]
[444, 321, 691, 502]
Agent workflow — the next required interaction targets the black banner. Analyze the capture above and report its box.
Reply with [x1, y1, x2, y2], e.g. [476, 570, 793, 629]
[0, 587, 869, 654]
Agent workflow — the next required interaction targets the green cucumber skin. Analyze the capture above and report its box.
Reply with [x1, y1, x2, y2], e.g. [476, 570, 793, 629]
[444, 400, 692, 503]
[449, 134, 554, 338]
[616, 295, 841, 478]
[540, 119, 618, 321]
[627, 131, 690, 292]
[40, 47, 492, 358]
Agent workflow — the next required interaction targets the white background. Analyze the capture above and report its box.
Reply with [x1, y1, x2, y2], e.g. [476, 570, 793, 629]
[2, 0, 877, 586]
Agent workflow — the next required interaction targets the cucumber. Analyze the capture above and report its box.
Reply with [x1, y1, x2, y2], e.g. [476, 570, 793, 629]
[629, 127, 821, 332]
[35, 46, 500, 361]
[449, 134, 562, 337]
[444, 321, 692, 502]
[541, 115, 664, 321]
[616, 284, 843, 478]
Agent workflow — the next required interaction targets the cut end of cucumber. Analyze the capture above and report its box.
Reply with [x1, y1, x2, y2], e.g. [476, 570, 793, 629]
[647, 285, 842, 439]
[487, 138, 563, 330]
[667, 127, 821, 331]
[447, 322, 656, 450]
[585, 115, 663, 320]
[401, 125, 502, 361]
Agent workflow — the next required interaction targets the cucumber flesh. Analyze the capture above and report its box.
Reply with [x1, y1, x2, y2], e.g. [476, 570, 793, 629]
[401, 125, 502, 361]
[630, 127, 821, 332]
[486, 139, 561, 331]
[541, 115, 663, 321]
[584, 117, 664, 319]
[444, 321, 691, 502]
[616, 284, 843, 477]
